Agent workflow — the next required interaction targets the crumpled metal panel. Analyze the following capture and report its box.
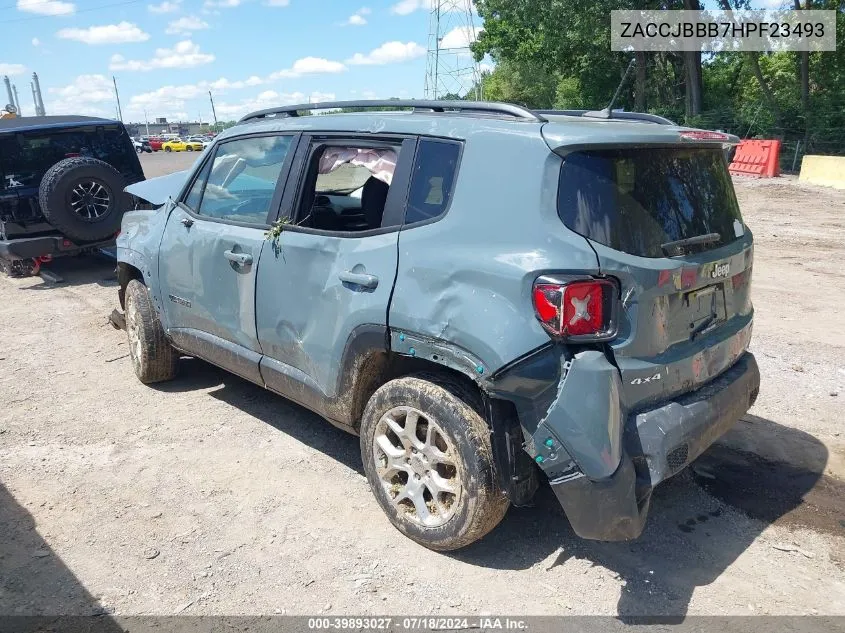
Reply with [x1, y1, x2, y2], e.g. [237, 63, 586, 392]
[116, 205, 170, 318]
[527, 350, 624, 481]
[389, 126, 600, 374]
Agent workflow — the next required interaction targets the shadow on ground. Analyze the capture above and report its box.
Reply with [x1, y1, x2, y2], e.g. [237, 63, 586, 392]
[0, 482, 122, 628]
[13, 254, 117, 291]
[154, 358, 842, 619]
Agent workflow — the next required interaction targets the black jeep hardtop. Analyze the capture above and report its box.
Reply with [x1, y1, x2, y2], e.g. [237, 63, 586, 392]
[0, 115, 144, 273]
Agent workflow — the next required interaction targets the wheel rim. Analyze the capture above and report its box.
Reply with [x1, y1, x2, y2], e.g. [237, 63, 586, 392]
[69, 179, 111, 221]
[372, 406, 461, 528]
[125, 298, 143, 370]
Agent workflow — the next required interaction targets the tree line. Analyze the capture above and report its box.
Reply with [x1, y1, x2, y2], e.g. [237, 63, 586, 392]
[470, 0, 845, 157]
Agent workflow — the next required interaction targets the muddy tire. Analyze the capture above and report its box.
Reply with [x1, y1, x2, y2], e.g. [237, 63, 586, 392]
[38, 157, 129, 242]
[360, 374, 509, 551]
[125, 279, 178, 384]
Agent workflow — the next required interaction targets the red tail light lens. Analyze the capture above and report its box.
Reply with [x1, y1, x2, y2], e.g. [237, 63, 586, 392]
[532, 278, 617, 340]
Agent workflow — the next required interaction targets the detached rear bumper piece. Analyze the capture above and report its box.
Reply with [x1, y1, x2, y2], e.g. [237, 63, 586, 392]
[549, 352, 760, 540]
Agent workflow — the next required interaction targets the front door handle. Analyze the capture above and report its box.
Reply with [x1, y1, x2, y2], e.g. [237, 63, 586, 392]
[180, 217, 194, 228]
[338, 270, 379, 289]
[224, 250, 253, 266]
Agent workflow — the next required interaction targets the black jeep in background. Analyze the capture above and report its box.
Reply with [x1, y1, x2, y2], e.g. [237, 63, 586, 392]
[0, 116, 144, 276]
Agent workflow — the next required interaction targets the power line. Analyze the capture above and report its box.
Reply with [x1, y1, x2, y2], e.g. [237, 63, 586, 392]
[0, 0, 143, 23]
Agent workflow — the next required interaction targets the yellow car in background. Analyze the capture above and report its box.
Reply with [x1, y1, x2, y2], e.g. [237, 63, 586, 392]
[161, 138, 204, 152]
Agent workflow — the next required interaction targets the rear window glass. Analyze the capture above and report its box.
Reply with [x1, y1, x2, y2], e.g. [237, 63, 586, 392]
[557, 148, 743, 258]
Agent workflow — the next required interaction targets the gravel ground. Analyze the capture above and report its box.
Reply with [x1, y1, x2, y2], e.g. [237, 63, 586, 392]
[0, 153, 843, 617]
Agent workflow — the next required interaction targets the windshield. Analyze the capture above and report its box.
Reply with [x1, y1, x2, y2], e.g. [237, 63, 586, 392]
[557, 147, 743, 258]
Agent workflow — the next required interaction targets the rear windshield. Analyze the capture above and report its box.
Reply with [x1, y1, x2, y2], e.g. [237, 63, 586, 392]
[557, 147, 743, 258]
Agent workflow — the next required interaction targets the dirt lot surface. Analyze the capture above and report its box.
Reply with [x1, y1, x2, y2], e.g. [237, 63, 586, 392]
[1, 151, 844, 617]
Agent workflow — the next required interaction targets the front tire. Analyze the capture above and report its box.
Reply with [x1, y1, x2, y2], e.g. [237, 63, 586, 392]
[125, 279, 178, 384]
[360, 375, 509, 551]
[165, 146, 172, 152]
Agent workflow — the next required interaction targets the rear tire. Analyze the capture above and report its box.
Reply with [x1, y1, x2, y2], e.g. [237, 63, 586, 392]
[165, 146, 172, 152]
[38, 157, 128, 242]
[125, 279, 178, 384]
[360, 374, 509, 551]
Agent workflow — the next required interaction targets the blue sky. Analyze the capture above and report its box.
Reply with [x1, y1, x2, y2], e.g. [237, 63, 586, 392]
[0, 0, 480, 122]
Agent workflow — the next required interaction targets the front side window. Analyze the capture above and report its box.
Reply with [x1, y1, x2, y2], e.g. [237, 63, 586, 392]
[188, 135, 293, 224]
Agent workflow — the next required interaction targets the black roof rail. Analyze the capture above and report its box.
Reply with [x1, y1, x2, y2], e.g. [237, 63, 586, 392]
[534, 109, 676, 126]
[239, 100, 548, 124]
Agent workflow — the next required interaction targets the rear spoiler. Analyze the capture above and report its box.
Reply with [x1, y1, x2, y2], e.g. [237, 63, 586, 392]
[542, 125, 740, 156]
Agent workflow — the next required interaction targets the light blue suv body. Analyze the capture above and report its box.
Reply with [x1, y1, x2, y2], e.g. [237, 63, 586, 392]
[116, 101, 759, 546]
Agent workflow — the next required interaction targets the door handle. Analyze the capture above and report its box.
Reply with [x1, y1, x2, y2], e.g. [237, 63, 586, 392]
[224, 250, 253, 266]
[180, 217, 194, 228]
[338, 270, 378, 289]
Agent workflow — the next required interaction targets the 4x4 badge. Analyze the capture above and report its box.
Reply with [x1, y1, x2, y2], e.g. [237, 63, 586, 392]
[710, 262, 730, 279]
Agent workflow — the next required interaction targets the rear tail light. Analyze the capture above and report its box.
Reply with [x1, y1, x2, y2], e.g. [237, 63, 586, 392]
[532, 278, 618, 341]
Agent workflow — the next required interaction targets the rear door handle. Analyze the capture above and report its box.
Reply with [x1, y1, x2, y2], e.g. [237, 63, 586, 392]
[224, 250, 253, 266]
[338, 271, 378, 289]
[180, 217, 194, 228]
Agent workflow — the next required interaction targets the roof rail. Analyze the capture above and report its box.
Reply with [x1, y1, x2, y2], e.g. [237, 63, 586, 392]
[534, 109, 676, 126]
[239, 100, 548, 124]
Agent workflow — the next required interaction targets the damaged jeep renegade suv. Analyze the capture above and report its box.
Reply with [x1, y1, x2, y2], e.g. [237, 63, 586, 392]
[114, 101, 759, 550]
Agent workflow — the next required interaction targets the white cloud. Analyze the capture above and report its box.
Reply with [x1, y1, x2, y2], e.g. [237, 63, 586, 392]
[148, 0, 181, 13]
[17, 0, 75, 16]
[57, 21, 150, 45]
[0, 63, 26, 75]
[439, 25, 478, 49]
[165, 15, 210, 35]
[390, 0, 429, 15]
[269, 56, 347, 79]
[47, 74, 116, 115]
[203, 0, 241, 8]
[31, 37, 40, 46]
[110, 40, 215, 71]
[346, 6, 370, 25]
[346, 41, 425, 66]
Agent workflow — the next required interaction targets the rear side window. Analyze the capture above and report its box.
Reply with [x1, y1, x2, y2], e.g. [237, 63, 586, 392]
[405, 139, 460, 225]
[557, 148, 743, 258]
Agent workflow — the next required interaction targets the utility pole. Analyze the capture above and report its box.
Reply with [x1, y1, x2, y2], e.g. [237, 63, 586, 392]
[112, 75, 123, 122]
[143, 109, 150, 136]
[3, 75, 13, 108]
[208, 90, 218, 132]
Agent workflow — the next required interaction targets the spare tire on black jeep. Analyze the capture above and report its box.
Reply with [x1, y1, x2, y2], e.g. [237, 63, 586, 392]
[38, 156, 130, 242]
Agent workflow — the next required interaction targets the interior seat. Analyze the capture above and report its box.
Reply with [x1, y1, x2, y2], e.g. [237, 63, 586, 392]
[361, 177, 390, 230]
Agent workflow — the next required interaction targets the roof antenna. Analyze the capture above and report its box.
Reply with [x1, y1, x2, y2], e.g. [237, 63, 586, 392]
[586, 58, 637, 120]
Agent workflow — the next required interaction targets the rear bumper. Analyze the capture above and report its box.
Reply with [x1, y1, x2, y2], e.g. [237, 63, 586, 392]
[0, 235, 114, 260]
[549, 352, 760, 540]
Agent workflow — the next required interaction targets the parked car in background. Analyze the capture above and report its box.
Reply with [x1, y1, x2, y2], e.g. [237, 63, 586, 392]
[114, 100, 758, 551]
[187, 136, 211, 150]
[133, 139, 153, 153]
[161, 138, 204, 152]
[148, 137, 164, 151]
[0, 115, 144, 276]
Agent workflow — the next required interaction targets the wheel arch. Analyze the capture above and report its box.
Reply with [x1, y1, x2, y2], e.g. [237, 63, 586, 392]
[117, 260, 145, 309]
